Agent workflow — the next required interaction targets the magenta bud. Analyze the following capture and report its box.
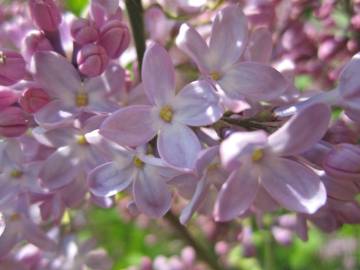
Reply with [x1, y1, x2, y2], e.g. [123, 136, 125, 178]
[318, 38, 345, 61]
[0, 106, 28, 137]
[19, 87, 50, 113]
[0, 50, 26, 86]
[351, 14, 360, 30]
[0, 88, 19, 107]
[77, 44, 109, 77]
[98, 20, 130, 59]
[71, 18, 99, 45]
[23, 31, 53, 59]
[29, 0, 62, 32]
[323, 144, 360, 180]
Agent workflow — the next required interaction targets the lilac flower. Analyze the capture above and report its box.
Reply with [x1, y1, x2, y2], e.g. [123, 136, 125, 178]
[100, 43, 223, 169]
[170, 146, 227, 224]
[34, 116, 110, 190]
[31, 51, 118, 128]
[0, 196, 56, 257]
[176, 5, 288, 111]
[89, 144, 180, 217]
[214, 103, 331, 221]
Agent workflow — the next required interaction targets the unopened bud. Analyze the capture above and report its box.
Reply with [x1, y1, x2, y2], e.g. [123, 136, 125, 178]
[98, 20, 130, 59]
[77, 44, 109, 77]
[0, 106, 28, 137]
[0, 50, 26, 86]
[71, 18, 99, 45]
[29, 0, 62, 32]
[19, 87, 50, 113]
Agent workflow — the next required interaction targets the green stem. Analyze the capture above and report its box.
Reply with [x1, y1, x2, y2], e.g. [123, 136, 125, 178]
[264, 232, 275, 270]
[164, 211, 225, 270]
[125, 0, 146, 78]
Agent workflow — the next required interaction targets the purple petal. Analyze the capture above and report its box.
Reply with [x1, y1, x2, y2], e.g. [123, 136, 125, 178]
[180, 177, 210, 224]
[0, 223, 19, 257]
[32, 51, 80, 99]
[208, 5, 248, 71]
[157, 123, 201, 169]
[133, 165, 172, 218]
[268, 103, 331, 156]
[218, 62, 288, 101]
[22, 219, 57, 251]
[176, 24, 210, 73]
[261, 158, 327, 214]
[173, 80, 223, 126]
[220, 130, 268, 171]
[245, 28, 273, 63]
[141, 43, 175, 106]
[39, 146, 80, 190]
[214, 165, 259, 222]
[89, 162, 133, 197]
[34, 100, 76, 128]
[100, 105, 157, 147]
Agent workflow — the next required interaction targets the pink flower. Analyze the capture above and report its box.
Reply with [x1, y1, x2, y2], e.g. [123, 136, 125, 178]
[0, 50, 26, 86]
[29, 0, 62, 32]
[77, 44, 109, 77]
[100, 43, 223, 169]
[176, 5, 288, 110]
[214, 103, 331, 221]
[89, 144, 180, 217]
[31, 51, 118, 128]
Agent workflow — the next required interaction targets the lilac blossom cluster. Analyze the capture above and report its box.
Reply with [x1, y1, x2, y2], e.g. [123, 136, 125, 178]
[0, 0, 360, 269]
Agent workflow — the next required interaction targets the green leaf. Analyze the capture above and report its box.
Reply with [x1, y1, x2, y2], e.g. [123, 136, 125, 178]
[65, 0, 89, 16]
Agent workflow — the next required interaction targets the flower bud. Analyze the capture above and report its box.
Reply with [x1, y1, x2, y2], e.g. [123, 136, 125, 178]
[0, 106, 28, 137]
[77, 44, 109, 77]
[323, 143, 360, 180]
[0, 50, 26, 86]
[71, 18, 99, 45]
[22, 31, 53, 60]
[98, 20, 130, 59]
[0, 88, 18, 107]
[19, 87, 50, 113]
[90, 0, 121, 27]
[29, 0, 62, 32]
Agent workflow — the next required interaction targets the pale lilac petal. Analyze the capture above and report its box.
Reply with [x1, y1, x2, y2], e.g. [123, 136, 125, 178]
[22, 219, 57, 251]
[141, 43, 175, 106]
[214, 165, 259, 221]
[0, 223, 19, 257]
[100, 105, 157, 147]
[261, 158, 327, 214]
[173, 80, 223, 126]
[32, 51, 81, 99]
[60, 173, 88, 208]
[268, 103, 331, 156]
[32, 126, 77, 148]
[158, 123, 201, 169]
[245, 28, 272, 63]
[133, 166, 172, 217]
[208, 5, 248, 70]
[195, 146, 219, 174]
[34, 100, 76, 128]
[89, 162, 133, 197]
[180, 177, 210, 224]
[176, 24, 210, 73]
[252, 187, 279, 212]
[218, 62, 288, 101]
[220, 130, 268, 171]
[338, 52, 360, 99]
[39, 146, 80, 190]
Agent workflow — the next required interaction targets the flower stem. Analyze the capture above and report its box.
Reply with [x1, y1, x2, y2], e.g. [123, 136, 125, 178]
[165, 211, 225, 270]
[125, 0, 146, 78]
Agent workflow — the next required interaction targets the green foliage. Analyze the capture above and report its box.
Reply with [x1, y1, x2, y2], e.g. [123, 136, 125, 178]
[65, 0, 89, 16]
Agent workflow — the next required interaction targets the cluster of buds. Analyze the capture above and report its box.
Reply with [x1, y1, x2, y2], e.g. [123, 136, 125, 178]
[0, 0, 359, 269]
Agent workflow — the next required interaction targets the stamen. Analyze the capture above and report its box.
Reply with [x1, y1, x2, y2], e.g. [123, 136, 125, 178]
[210, 71, 221, 81]
[10, 169, 23, 178]
[76, 92, 88, 107]
[252, 148, 264, 162]
[0, 51, 6, 64]
[133, 156, 144, 168]
[76, 135, 88, 145]
[159, 105, 173, 123]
